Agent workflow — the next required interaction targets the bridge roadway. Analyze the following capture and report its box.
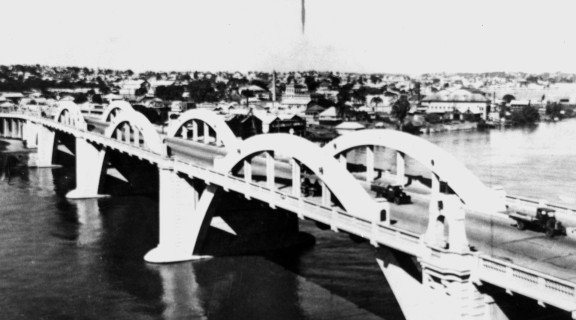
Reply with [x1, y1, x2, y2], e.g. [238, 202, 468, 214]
[4, 111, 576, 317]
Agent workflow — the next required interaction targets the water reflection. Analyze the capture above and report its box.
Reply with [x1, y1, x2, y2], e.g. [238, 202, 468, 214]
[74, 199, 103, 247]
[148, 263, 207, 320]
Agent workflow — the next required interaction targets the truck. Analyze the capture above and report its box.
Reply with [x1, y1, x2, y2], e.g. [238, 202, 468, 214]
[371, 182, 411, 205]
[509, 207, 566, 238]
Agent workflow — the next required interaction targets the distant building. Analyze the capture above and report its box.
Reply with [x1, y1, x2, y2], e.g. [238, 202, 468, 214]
[281, 82, 311, 108]
[421, 88, 490, 120]
[0, 92, 25, 104]
[318, 106, 342, 125]
[334, 122, 365, 135]
[119, 80, 150, 101]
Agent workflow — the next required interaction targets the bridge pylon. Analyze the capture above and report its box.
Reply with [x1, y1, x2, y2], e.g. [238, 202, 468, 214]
[145, 166, 221, 263]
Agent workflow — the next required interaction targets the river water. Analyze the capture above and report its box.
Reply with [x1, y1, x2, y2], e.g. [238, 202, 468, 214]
[1, 119, 575, 320]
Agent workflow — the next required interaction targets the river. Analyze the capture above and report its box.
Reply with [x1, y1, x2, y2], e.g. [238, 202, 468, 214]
[1, 119, 575, 320]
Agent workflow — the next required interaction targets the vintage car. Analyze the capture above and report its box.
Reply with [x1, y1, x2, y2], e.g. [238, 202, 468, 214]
[371, 183, 411, 205]
[509, 207, 566, 238]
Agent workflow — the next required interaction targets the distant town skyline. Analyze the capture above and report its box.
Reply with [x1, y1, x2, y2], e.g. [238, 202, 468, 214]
[2, 0, 576, 74]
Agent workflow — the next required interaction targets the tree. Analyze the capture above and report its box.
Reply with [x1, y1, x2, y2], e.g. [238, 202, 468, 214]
[241, 89, 254, 107]
[135, 86, 148, 97]
[336, 84, 353, 118]
[370, 96, 383, 106]
[330, 74, 341, 88]
[215, 81, 227, 100]
[510, 106, 540, 125]
[502, 94, 516, 104]
[546, 102, 563, 119]
[92, 94, 103, 104]
[304, 76, 318, 92]
[188, 80, 218, 103]
[74, 93, 88, 104]
[250, 79, 269, 91]
[392, 95, 411, 129]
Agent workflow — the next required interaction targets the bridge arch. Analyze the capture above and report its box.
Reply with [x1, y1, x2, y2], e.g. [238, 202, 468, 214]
[323, 129, 505, 213]
[215, 133, 381, 221]
[166, 109, 239, 149]
[53, 101, 87, 130]
[104, 110, 166, 156]
[102, 100, 135, 123]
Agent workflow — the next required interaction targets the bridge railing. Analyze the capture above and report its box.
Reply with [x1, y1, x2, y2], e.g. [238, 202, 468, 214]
[474, 254, 576, 311]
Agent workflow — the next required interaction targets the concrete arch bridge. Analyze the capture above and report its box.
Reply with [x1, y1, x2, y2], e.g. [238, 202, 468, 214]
[1, 107, 576, 320]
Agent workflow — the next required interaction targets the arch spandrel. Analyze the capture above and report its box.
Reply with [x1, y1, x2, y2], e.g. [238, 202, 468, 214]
[323, 129, 505, 213]
[104, 110, 166, 156]
[215, 133, 381, 221]
[102, 100, 134, 122]
[166, 109, 239, 149]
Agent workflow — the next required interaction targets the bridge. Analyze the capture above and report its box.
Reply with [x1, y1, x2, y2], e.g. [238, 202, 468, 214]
[2, 102, 576, 320]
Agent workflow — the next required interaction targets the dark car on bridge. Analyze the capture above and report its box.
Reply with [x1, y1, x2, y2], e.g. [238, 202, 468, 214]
[371, 183, 411, 205]
[509, 207, 566, 238]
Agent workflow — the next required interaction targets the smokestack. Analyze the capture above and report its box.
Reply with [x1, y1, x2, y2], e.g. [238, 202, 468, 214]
[272, 71, 277, 102]
[301, 0, 306, 34]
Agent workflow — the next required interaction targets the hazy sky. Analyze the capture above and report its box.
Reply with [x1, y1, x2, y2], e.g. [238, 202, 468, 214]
[2, 0, 576, 74]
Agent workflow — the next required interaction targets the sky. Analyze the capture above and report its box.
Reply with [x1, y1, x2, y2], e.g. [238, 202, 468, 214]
[1, 0, 576, 74]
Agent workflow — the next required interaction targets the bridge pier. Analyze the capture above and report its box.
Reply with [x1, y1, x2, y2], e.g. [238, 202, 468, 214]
[35, 126, 56, 167]
[66, 137, 107, 199]
[23, 121, 38, 148]
[145, 167, 221, 263]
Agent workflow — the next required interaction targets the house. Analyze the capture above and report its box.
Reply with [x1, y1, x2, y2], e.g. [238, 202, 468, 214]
[0, 92, 24, 104]
[239, 85, 270, 101]
[318, 106, 342, 125]
[226, 114, 262, 139]
[334, 122, 365, 135]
